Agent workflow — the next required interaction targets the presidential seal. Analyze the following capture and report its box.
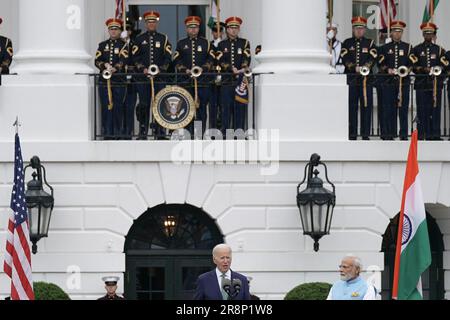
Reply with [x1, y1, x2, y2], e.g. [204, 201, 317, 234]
[152, 86, 196, 130]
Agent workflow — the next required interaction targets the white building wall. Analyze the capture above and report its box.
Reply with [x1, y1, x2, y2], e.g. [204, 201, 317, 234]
[0, 142, 449, 299]
[0, 0, 449, 300]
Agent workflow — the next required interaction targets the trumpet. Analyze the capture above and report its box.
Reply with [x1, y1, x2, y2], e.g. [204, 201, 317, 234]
[102, 68, 112, 80]
[148, 64, 160, 77]
[243, 68, 252, 78]
[394, 66, 410, 78]
[215, 65, 222, 85]
[190, 66, 203, 78]
[359, 66, 370, 76]
[430, 66, 442, 76]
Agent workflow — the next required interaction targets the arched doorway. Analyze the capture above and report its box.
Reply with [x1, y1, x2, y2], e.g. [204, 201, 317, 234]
[381, 212, 445, 300]
[124, 204, 224, 300]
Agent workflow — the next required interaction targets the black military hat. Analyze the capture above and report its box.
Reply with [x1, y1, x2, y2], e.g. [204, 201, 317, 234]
[209, 22, 226, 32]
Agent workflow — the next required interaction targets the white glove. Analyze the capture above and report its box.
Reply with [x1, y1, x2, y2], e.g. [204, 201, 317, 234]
[385, 37, 392, 44]
[327, 30, 335, 41]
[121, 30, 128, 40]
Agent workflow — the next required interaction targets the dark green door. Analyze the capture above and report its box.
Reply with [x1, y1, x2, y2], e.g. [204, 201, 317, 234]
[126, 254, 213, 300]
[124, 204, 224, 300]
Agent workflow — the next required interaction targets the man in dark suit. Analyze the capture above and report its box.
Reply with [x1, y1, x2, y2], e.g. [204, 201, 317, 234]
[194, 244, 250, 300]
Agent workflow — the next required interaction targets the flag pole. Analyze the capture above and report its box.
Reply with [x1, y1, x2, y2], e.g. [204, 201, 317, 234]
[13, 116, 20, 134]
[216, 0, 221, 35]
[387, 0, 391, 36]
[430, 0, 434, 23]
[122, 0, 127, 29]
[328, 0, 333, 66]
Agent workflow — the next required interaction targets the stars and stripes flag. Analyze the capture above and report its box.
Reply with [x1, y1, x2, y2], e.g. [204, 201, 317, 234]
[380, 0, 397, 29]
[115, 0, 123, 19]
[115, 0, 129, 20]
[392, 130, 431, 300]
[3, 133, 34, 300]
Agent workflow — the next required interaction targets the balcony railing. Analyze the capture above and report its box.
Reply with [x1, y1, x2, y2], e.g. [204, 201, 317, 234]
[89, 72, 257, 141]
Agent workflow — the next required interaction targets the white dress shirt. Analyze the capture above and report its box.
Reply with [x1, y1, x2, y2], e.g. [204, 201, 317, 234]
[215, 268, 231, 289]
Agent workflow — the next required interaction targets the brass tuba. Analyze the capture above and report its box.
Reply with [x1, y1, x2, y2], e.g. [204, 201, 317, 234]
[430, 66, 442, 76]
[395, 66, 410, 78]
[190, 66, 203, 78]
[148, 64, 160, 77]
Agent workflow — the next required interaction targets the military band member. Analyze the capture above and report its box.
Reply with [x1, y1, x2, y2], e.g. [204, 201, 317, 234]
[341, 17, 377, 140]
[173, 16, 215, 134]
[378, 21, 414, 141]
[412, 23, 449, 140]
[95, 18, 128, 140]
[217, 16, 251, 134]
[209, 22, 225, 130]
[0, 18, 13, 75]
[133, 11, 172, 139]
[122, 22, 137, 140]
[98, 276, 125, 300]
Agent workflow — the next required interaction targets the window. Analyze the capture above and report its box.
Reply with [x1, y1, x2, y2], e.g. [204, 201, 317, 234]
[127, 4, 208, 43]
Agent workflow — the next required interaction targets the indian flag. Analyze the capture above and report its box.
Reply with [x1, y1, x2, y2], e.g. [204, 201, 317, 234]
[392, 130, 431, 300]
[208, 0, 219, 29]
[423, 0, 439, 23]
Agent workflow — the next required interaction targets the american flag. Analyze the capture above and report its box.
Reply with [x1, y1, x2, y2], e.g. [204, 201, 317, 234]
[115, 0, 128, 20]
[380, 0, 397, 29]
[3, 134, 34, 300]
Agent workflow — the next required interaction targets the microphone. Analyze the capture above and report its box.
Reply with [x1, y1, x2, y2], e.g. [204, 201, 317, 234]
[232, 278, 242, 293]
[221, 278, 232, 299]
[230, 278, 242, 299]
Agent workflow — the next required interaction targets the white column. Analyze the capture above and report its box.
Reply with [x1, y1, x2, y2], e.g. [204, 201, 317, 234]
[254, 0, 348, 141]
[12, 0, 92, 74]
[254, 0, 333, 74]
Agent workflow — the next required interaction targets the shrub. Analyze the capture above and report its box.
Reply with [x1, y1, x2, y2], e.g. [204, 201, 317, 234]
[284, 282, 332, 300]
[33, 282, 71, 300]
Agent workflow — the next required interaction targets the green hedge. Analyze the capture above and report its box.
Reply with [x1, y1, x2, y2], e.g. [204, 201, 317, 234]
[284, 282, 332, 300]
[33, 282, 71, 300]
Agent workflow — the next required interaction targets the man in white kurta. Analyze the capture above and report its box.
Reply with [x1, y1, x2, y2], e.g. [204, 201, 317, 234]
[327, 255, 378, 300]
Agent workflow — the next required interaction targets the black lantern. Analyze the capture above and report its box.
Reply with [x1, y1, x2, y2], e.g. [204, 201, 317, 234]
[163, 215, 177, 237]
[297, 154, 336, 252]
[24, 156, 54, 254]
